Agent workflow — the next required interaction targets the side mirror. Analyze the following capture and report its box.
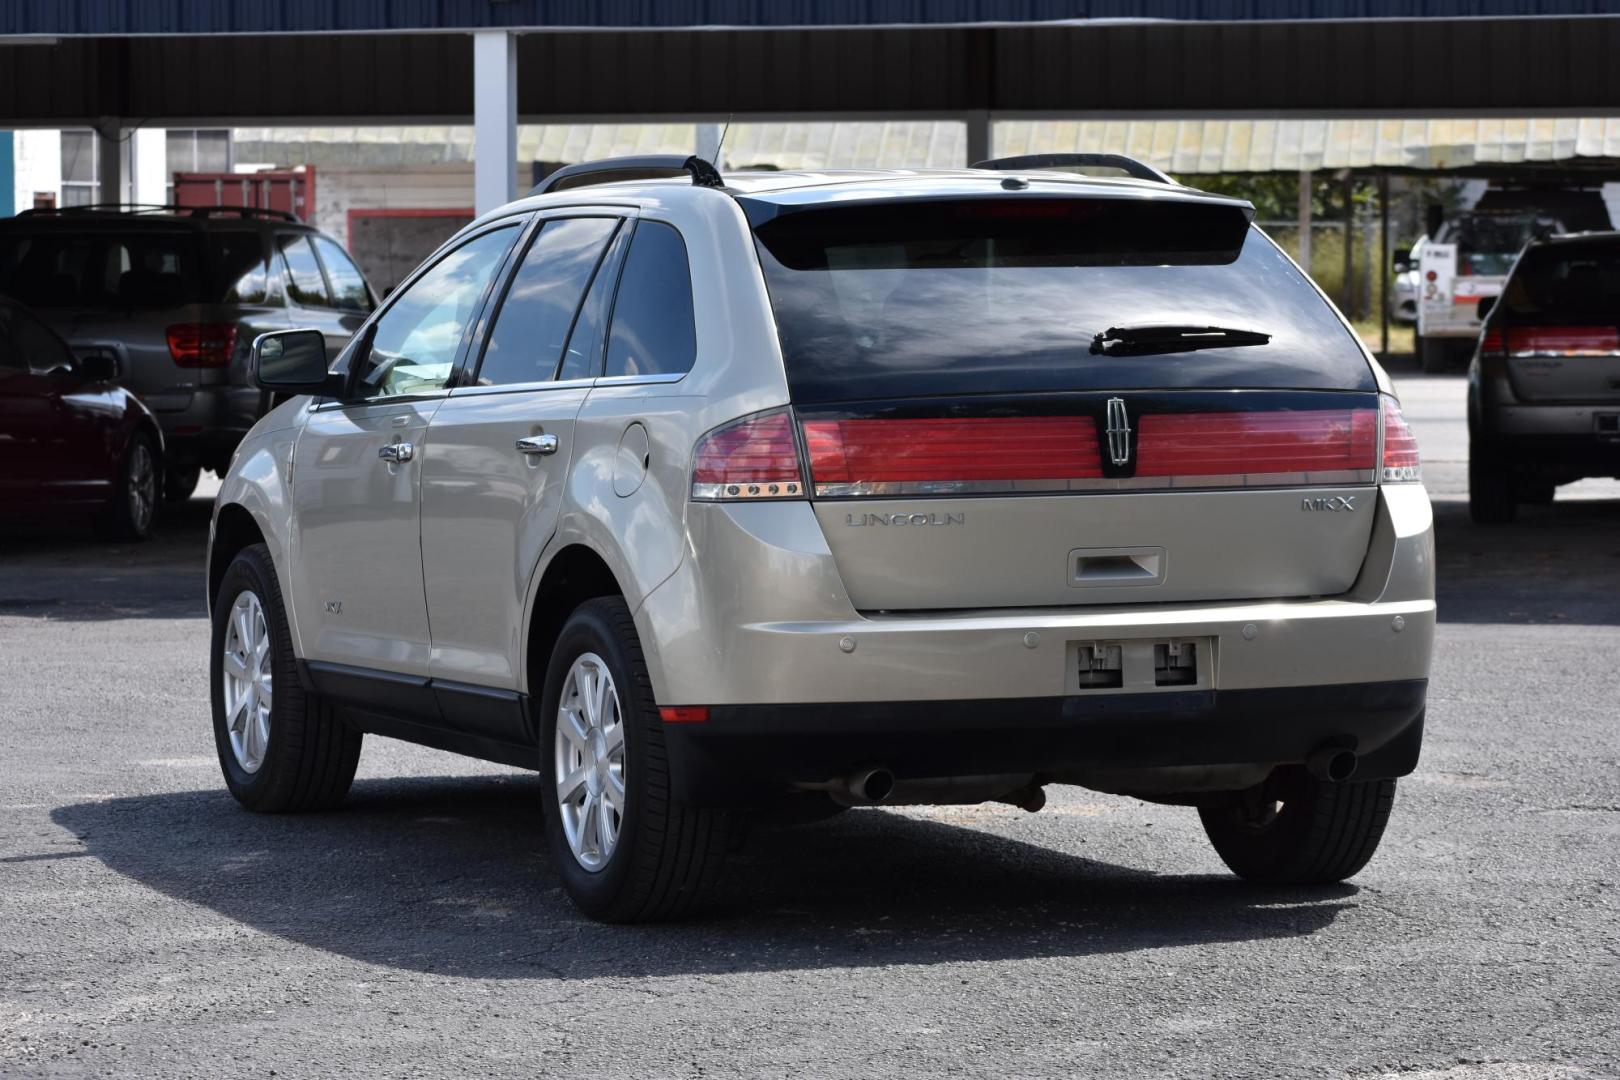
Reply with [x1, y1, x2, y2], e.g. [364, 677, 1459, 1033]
[1392, 254, 1413, 273]
[76, 350, 120, 382]
[251, 329, 338, 395]
[1476, 296, 1497, 320]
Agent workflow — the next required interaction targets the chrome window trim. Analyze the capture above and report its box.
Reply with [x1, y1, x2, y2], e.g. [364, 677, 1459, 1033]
[308, 387, 455, 412]
[592, 372, 688, 387]
[447, 376, 598, 399]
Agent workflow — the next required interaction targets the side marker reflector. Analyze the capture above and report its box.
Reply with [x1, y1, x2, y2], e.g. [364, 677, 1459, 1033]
[659, 706, 710, 723]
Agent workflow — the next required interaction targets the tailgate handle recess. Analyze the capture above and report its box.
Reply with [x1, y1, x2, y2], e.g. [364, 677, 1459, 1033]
[1069, 546, 1166, 588]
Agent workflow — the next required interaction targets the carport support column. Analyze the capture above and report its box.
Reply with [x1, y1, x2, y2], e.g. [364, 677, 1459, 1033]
[95, 119, 126, 206]
[473, 29, 518, 215]
[1296, 169, 1313, 275]
[964, 110, 992, 167]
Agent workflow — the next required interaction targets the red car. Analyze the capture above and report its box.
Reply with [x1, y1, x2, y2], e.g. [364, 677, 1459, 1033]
[0, 296, 164, 540]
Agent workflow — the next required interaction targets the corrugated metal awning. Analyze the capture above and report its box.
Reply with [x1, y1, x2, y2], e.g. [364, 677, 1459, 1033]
[231, 118, 1620, 175]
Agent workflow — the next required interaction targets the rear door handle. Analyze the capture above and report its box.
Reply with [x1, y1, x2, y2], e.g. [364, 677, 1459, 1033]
[516, 434, 559, 456]
[378, 441, 414, 463]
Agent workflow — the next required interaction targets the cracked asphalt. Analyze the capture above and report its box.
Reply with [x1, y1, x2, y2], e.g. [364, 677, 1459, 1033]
[1, 368, 1617, 1079]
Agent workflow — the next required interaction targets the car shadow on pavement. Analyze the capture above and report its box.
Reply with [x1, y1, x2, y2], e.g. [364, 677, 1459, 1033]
[53, 774, 1356, 979]
[0, 494, 212, 620]
[1432, 495, 1620, 625]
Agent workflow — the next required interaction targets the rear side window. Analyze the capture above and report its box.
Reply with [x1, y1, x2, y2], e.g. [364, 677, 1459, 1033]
[313, 236, 374, 313]
[750, 197, 1372, 402]
[278, 235, 330, 308]
[603, 222, 696, 378]
[475, 217, 619, 387]
[212, 232, 268, 303]
[0, 230, 202, 309]
[1500, 243, 1620, 323]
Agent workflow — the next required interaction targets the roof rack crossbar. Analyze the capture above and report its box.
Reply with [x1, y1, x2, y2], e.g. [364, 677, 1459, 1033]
[530, 154, 725, 196]
[16, 202, 298, 221]
[971, 154, 1173, 185]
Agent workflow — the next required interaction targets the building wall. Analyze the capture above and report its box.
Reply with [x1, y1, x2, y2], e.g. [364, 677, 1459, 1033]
[10, 129, 61, 211]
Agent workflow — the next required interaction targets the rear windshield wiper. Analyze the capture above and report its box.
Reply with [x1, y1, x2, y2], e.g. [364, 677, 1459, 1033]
[1090, 324, 1271, 356]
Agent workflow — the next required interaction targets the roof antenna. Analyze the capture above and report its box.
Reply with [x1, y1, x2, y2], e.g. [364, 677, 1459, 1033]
[685, 115, 732, 188]
[714, 114, 733, 166]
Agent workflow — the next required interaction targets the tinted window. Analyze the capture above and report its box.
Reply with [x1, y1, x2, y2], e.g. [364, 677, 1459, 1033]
[476, 217, 619, 387]
[603, 222, 696, 378]
[212, 232, 268, 304]
[751, 198, 1371, 401]
[279, 235, 330, 308]
[313, 236, 373, 313]
[1501, 243, 1620, 323]
[0, 304, 75, 374]
[557, 226, 629, 382]
[0, 231, 202, 309]
[354, 225, 519, 399]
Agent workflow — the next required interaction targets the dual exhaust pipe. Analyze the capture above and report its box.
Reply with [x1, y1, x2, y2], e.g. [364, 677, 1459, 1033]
[810, 745, 1356, 811]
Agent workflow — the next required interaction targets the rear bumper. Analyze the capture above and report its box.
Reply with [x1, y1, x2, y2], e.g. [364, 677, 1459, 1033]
[665, 679, 1427, 804]
[147, 386, 263, 468]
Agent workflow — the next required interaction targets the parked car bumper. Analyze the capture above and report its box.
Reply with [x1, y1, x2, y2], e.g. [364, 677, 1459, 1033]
[664, 678, 1427, 803]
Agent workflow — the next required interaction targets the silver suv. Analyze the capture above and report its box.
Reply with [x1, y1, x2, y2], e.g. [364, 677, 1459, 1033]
[207, 155, 1435, 922]
[0, 205, 374, 500]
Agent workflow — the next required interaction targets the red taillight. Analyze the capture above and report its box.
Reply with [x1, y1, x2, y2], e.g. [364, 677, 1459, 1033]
[659, 706, 709, 723]
[690, 409, 805, 501]
[167, 323, 238, 368]
[1134, 410, 1377, 477]
[1481, 326, 1503, 353]
[1425, 270, 1438, 282]
[1491, 325, 1620, 356]
[1380, 397, 1421, 483]
[804, 416, 1102, 494]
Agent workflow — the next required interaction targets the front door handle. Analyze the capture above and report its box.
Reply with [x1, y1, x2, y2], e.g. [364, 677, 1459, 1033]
[516, 434, 559, 456]
[378, 441, 414, 464]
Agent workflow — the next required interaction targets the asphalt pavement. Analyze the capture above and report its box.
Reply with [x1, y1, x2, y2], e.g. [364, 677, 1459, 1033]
[1, 367, 1617, 1079]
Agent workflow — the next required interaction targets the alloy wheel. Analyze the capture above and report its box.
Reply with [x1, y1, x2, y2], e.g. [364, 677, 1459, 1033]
[553, 652, 626, 871]
[127, 441, 156, 534]
[221, 590, 273, 772]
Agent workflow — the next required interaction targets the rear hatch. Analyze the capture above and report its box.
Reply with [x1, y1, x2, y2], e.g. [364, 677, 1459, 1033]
[745, 187, 1382, 611]
[1491, 238, 1620, 404]
[0, 222, 215, 407]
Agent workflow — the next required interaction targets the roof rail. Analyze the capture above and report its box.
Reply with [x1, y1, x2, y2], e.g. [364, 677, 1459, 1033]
[530, 155, 725, 196]
[971, 153, 1173, 185]
[16, 202, 299, 222]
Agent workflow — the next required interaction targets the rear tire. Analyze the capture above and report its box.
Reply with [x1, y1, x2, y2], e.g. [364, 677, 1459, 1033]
[164, 464, 201, 504]
[1199, 768, 1396, 884]
[210, 543, 362, 812]
[539, 596, 731, 923]
[1469, 443, 1518, 524]
[94, 432, 159, 542]
[1417, 336, 1446, 374]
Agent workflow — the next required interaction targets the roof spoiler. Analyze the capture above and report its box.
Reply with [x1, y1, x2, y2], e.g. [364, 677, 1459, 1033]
[971, 154, 1172, 185]
[530, 155, 725, 196]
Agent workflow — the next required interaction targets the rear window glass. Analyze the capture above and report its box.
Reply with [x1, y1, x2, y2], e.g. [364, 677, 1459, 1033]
[1500, 243, 1620, 323]
[212, 232, 268, 304]
[1440, 214, 1556, 277]
[750, 197, 1371, 402]
[0, 230, 204, 309]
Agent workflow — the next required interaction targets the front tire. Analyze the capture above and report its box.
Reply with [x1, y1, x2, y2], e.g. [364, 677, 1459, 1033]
[1199, 768, 1397, 884]
[539, 597, 731, 922]
[210, 543, 362, 812]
